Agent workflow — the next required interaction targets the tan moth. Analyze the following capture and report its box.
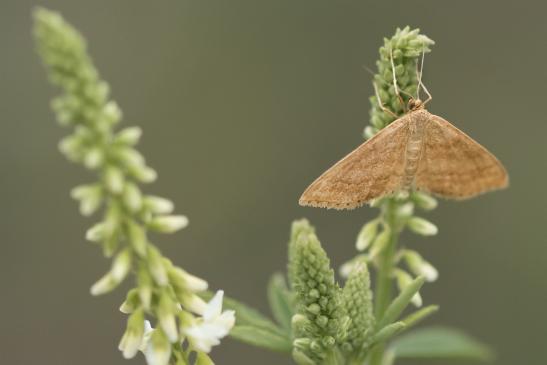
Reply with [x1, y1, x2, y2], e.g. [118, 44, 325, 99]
[299, 96, 508, 210]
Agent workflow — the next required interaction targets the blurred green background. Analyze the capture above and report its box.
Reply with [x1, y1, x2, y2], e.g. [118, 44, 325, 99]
[1, 1, 545, 364]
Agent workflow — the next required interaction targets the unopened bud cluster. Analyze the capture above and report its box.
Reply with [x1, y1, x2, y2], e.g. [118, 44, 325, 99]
[366, 26, 435, 137]
[289, 220, 350, 363]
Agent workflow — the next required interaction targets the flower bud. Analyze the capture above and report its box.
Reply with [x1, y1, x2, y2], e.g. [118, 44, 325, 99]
[407, 217, 438, 236]
[147, 246, 168, 286]
[130, 164, 157, 183]
[144, 196, 174, 214]
[181, 293, 208, 315]
[158, 291, 179, 343]
[116, 147, 145, 167]
[411, 191, 438, 210]
[58, 135, 82, 161]
[111, 248, 132, 282]
[394, 269, 422, 307]
[356, 219, 380, 251]
[103, 101, 122, 124]
[71, 184, 102, 216]
[115, 126, 142, 146]
[364, 126, 376, 139]
[137, 266, 153, 309]
[403, 250, 438, 282]
[85, 222, 106, 242]
[122, 182, 143, 213]
[90, 272, 117, 296]
[368, 228, 391, 258]
[169, 267, 208, 293]
[149, 215, 189, 234]
[83, 147, 104, 169]
[104, 166, 124, 194]
[396, 202, 414, 218]
[127, 219, 147, 257]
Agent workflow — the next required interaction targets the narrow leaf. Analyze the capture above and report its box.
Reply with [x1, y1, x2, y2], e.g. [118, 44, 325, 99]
[391, 327, 493, 361]
[370, 322, 406, 345]
[230, 325, 292, 352]
[378, 276, 425, 328]
[267, 272, 293, 332]
[401, 304, 439, 329]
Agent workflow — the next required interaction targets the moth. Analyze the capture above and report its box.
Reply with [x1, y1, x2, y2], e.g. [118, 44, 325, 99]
[299, 97, 509, 210]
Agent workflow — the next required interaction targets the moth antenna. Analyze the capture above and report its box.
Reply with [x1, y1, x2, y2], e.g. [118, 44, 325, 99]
[390, 48, 407, 113]
[362, 64, 376, 77]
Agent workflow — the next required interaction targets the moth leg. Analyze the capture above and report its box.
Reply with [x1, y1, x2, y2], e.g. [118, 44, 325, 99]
[416, 45, 433, 105]
[390, 48, 407, 113]
[373, 81, 398, 119]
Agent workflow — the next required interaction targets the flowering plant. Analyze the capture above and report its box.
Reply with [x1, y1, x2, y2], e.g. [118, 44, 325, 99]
[34, 8, 497, 365]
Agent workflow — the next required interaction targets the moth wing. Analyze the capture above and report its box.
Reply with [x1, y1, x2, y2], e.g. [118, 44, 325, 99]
[299, 116, 409, 209]
[415, 114, 508, 199]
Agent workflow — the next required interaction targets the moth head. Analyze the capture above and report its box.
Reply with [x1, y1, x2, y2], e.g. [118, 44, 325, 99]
[408, 98, 424, 111]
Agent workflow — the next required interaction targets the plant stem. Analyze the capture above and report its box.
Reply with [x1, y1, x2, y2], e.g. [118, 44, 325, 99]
[369, 199, 398, 365]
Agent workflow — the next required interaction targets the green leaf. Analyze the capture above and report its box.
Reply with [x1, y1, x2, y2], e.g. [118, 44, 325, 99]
[390, 327, 494, 362]
[400, 304, 439, 329]
[370, 321, 406, 346]
[267, 272, 293, 332]
[230, 325, 292, 352]
[200, 291, 285, 336]
[378, 276, 425, 328]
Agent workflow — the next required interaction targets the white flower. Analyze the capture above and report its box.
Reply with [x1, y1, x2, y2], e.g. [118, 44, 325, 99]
[138, 320, 154, 353]
[183, 290, 235, 353]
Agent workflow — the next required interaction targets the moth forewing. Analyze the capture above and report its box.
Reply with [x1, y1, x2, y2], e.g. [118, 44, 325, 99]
[298, 116, 410, 209]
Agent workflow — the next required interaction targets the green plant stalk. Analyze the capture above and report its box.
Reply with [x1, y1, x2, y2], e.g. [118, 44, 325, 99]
[373, 201, 398, 319]
[369, 201, 397, 365]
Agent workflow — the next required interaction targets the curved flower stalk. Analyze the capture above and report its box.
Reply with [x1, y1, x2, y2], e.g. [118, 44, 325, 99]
[33, 8, 234, 365]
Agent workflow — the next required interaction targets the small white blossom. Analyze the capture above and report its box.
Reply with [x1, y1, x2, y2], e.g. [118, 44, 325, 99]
[118, 309, 145, 359]
[144, 328, 171, 365]
[183, 290, 235, 353]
